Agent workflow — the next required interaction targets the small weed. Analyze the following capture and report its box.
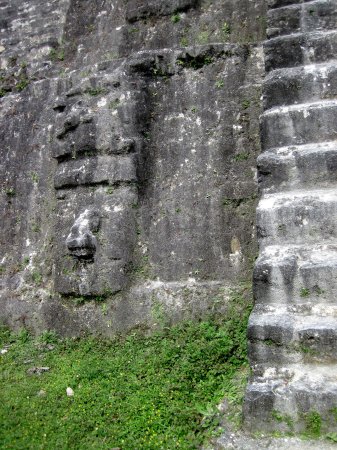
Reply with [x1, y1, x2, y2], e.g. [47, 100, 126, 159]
[215, 80, 224, 88]
[221, 22, 231, 40]
[197, 31, 210, 45]
[242, 100, 251, 109]
[93, 295, 105, 303]
[5, 188, 15, 196]
[17, 328, 31, 344]
[304, 411, 322, 437]
[223, 198, 240, 207]
[180, 36, 189, 47]
[233, 152, 249, 162]
[300, 287, 310, 298]
[31, 271, 42, 285]
[106, 186, 115, 194]
[31, 172, 39, 183]
[16, 76, 29, 92]
[272, 410, 294, 429]
[327, 432, 337, 442]
[85, 87, 106, 96]
[49, 48, 65, 61]
[177, 54, 213, 70]
[22, 256, 30, 267]
[171, 13, 181, 23]
[108, 99, 120, 109]
[313, 285, 324, 295]
[142, 131, 151, 141]
[38, 330, 59, 345]
[31, 223, 40, 233]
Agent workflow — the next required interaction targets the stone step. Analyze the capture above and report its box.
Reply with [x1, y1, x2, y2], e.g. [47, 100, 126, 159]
[248, 311, 337, 364]
[257, 142, 337, 193]
[264, 61, 337, 109]
[261, 100, 337, 150]
[264, 30, 337, 72]
[257, 189, 337, 245]
[267, 0, 337, 39]
[244, 362, 337, 433]
[254, 243, 337, 305]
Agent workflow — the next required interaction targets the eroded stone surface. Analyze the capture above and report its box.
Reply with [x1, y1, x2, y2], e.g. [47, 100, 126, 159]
[244, 0, 337, 435]
[0, 0, 266, 334]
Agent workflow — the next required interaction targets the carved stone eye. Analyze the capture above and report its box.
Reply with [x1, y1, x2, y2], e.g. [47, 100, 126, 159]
[66, 209, 100, 260]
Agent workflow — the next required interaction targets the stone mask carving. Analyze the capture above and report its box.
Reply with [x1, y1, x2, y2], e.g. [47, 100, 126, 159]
[66, 209, 100, 260]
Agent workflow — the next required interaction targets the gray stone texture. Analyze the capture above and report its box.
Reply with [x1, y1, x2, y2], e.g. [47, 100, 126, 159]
[244, 0, 337, 435]
[0, 0, 266, 336]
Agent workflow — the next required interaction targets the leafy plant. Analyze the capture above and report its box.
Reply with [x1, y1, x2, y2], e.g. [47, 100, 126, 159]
[31, 271, 42, 285]
[221, 22, 231, 40]
[86, 87, 106, 96]
[31, 172, 39, 183]
[300, 287, 310, 298]
[304, 411, 322, 437]
[171, 13, 181, 23]
[49, 48, 65, 61]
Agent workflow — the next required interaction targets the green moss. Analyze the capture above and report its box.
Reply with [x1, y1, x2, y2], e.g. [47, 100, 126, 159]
[304, 411, 322, 438]
[0, 290, 251, 449]
[271, 410, 294, 430]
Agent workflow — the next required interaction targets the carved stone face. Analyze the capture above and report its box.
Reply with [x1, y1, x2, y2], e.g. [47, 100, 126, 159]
[66, 209, 100, 260]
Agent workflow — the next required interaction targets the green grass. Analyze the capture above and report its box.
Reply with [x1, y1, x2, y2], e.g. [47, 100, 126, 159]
[0, 286, 252, 449]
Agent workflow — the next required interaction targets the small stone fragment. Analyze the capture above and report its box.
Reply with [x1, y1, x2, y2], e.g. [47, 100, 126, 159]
[37, 389, 46, 397]
[66, 387, 74, 397]
[27, 367, 50, 375]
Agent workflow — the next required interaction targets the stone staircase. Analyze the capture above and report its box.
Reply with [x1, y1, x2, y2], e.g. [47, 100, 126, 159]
[244, 0, 337, 433]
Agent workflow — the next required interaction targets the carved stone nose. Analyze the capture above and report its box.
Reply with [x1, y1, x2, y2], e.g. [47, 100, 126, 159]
[66, 209, 100, 260]
[66, 232, 97, 258]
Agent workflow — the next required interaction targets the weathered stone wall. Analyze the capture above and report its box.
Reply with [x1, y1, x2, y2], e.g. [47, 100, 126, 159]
[0, 0, 266, 336]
